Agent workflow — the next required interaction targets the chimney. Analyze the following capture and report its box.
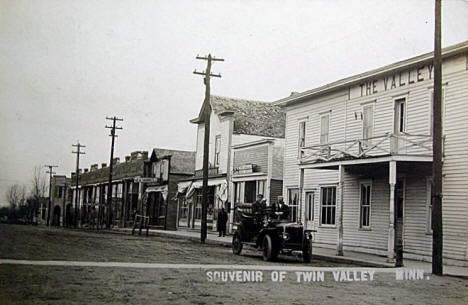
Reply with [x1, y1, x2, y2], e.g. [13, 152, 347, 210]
[71, 172, 76, 178]
[112, 157, 120, 165]
[101, 163, 107, 168]
[125, 156, 131, 162]
[78, 169, 82, 174]
[84, 168, 89, 173]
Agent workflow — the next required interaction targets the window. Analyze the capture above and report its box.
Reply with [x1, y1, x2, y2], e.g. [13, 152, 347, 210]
[287, 188, 299, 222]
[56, 186, 63, 198]
[234, 182, 241, 205]
[214, 135, 221, 166]
[298, 121, 306, 156]
[306, 191, 314, 221]
[320, 186, 336, 226]
[256, 180, 265, 197]
[359, 182, 372, 228]
[362, 104, 374, 141]
[394, 98, 406, 134]
[320, 114, 330, 145]
[426, 177, 432, 233]
[244, 181, 256, 203]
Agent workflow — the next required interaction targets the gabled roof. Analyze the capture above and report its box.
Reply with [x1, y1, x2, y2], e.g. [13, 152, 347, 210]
[274, 40, 468, 107]
[150, 148, 195, 175]
[190, 95, 285, 138]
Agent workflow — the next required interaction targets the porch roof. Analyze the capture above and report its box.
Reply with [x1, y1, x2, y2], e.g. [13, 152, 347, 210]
[299, 154, 432, 170]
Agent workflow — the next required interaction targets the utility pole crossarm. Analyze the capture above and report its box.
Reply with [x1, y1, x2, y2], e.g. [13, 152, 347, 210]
[193, 70, 222, 78]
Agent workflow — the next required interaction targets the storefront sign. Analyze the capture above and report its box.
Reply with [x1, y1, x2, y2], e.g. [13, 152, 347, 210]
[351, 63, 434, 99]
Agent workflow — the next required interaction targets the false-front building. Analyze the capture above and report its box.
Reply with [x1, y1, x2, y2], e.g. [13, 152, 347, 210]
[276, 41, 468, 266]
[178, 95, 285, 233]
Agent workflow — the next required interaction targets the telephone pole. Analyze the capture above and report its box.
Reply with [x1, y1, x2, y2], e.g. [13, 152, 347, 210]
[72, 141, 86, 228]
[432, 0, 443, 275]
[105, 116, 123, 229]
[193, 54, 224, 243]
[44, 164, 58, 226]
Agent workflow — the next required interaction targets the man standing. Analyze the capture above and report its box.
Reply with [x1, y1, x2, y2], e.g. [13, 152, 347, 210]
[217, 207, 228, 237]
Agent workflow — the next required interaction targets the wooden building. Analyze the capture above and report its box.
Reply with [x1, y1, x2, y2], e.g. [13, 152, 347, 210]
[178, 95, 285, 233]
[276, 41, 468, 266]
[71, 148, 194, 230]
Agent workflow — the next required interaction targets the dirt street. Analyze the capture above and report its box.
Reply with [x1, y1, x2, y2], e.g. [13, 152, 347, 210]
[0, 224, 467, 305]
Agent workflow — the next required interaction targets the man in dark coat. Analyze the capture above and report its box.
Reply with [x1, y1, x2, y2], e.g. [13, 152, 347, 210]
[273, 196, 290, 220]
[217, 207, 228, 237]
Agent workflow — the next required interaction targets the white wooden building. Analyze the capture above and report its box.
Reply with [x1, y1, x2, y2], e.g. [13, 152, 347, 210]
[276, 41, 468, 266]
[178, 95, 285, 232]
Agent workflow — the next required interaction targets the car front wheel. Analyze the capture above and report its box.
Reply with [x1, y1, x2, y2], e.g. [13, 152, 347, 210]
[232, 232, 243, 255]
[262, 234, 278, 261]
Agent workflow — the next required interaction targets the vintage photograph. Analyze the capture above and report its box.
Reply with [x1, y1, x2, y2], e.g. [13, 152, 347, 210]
[0, 1, 467, 304]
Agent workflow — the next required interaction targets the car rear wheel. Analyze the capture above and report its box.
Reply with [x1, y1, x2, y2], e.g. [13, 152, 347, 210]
[232, 232, 243, 255]
[262, 235, 278, 261]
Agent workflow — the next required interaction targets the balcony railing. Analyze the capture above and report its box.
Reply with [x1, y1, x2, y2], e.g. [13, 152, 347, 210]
[300, 133, 432, 163]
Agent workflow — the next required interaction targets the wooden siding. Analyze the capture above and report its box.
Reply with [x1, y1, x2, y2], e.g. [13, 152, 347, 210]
[441, 64, 468, 262]
[233, 145, 268, 173]
[283, 52, 468, 263]
[269, 179, 283, 205]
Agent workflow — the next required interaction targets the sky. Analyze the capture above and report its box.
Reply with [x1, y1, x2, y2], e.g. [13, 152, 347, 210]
[1, 0, 468, 206]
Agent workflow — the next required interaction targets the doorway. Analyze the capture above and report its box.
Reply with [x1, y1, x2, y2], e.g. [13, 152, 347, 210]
[394, 178, 405, 266]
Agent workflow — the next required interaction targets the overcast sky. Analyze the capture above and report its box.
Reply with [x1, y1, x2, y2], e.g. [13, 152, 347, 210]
[1, 0, 468, 205]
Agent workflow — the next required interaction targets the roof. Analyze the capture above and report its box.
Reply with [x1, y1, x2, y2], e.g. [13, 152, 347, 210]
[275, 40, 468, 107]
[190, 95, 285, 138]
[150, 148, 195, 175]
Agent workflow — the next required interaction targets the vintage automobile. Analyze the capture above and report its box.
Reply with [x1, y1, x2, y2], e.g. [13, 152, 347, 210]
[232, 204, 314, 262]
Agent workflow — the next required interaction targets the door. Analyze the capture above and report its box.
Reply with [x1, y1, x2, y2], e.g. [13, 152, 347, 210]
[395, 178, 405, 266]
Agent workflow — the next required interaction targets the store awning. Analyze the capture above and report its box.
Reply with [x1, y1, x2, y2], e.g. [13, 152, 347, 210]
[145, 185, 168, 193]
[186, 178, 227, 199]
[177, 181, 192, 193]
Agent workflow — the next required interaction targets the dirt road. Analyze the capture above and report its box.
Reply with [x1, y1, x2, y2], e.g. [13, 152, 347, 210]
[0, 224, 467, 305]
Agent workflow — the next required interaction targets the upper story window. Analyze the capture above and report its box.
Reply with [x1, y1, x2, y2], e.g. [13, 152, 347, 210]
[362, 104, 374, 140]
[214, 135, 221, 166]
[394, 98, 406, 134]
[320, 114, 330, 145]
[298, 121, 306, 156]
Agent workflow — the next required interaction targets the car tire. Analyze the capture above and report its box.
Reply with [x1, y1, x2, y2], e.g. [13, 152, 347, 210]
[262, 234, 277, 261]
[302, 238, 312, 263]
[232, 232, 243, 255]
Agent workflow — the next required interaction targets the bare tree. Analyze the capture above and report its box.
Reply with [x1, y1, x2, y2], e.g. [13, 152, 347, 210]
[31, 165, 47, 199]
[5, 184, 23, 209]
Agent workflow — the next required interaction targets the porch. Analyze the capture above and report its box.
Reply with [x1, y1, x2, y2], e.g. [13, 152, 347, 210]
[299, 158, 433, 266]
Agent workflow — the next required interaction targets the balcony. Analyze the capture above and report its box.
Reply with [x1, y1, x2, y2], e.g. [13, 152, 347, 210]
[300, 133, 432, 164]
